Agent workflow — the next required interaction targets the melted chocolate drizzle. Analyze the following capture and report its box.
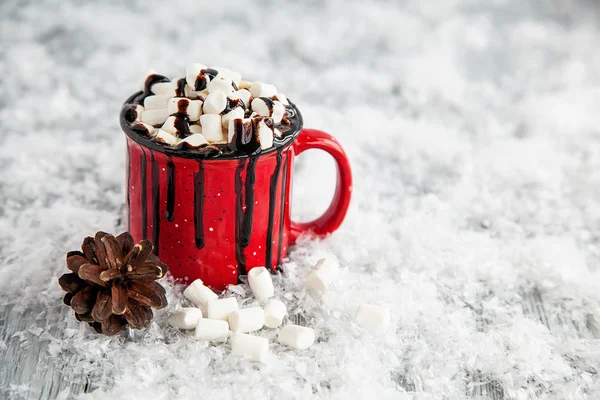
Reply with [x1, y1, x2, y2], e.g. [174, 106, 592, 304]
[241, 157, 258, 247]
[194, 161, 205, 249]
[265, 149, 283, 270]
[136, 74, 170, 104]
[276, 150, 289, 269]
[166, 156, 175, 222]
[175, 78, 187, 97]
[234, 159, 247, 278]
[151, 153, 161, 256]
[126, 141, 131, 230]
[139, 146, 148, 240]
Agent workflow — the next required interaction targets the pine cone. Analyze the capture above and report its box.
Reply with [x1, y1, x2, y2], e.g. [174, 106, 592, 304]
[58, 231, 169, 336]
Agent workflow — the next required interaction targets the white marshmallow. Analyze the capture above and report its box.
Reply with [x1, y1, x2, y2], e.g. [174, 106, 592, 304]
[274, 128, 282, 138]
[189, 124, 202, 134]
[255, 118, 274, 150]
[355, 304, 391, 332]
[167, 98, 202, 122]
[160, 116, 180, 135]
[251, 98, 285, 124]
[131, 104, 144, 122]
[180, 134, 208, 148]
[274, 93, 289, 105]
[306, 258, 339, 292]
[151, 81, 171, 95]
[207, 297, 239, 321]
[141, 108, 169, 125]
[227, 118, 251, 146]
[215, 67, 242, 85]
[231, 333, 269, 363]
[195, 318, 229, 342]
[200, 114, 225, 142]
[183, 279, 218, 308]
[186, 63, 209, 90]
[231, 89, 251, 107]
[229, 307, 265, 333]
[131, 122, 157, 137]
[249, 81, 278, 98]
[167, 79, 191, 97]
[168, 307, 202, 330]
[263, 299, 286, 328]
[238, 80, 252, 89]
[155, 129, 179, 146]
[221, 107, 245, 128]
[278, 325, 315, 350]
[207, 76, 235, 94]
[248, 267, 274, 301]
[144, 95, 170, 110]
[202, 90, 228, 114]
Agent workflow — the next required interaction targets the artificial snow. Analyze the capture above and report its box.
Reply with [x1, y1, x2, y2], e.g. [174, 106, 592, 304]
[1, 0, 600, 399]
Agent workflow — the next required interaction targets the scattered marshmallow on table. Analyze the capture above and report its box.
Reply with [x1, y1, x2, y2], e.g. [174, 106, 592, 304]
[263, 299, 286, 328]
[183, 279, 218, 308]
[155, 129, 179, 146]
[355, 304, 391, 333]
[248, 267, 274, 301]
[141, 108, 169, 125]
[278, 325, 315, 350]
[208, 297, 239, 321]
[202, 90, 227, 115]
[229, 307, 265, 333]
[249, 81, 277, 98]
[231, 333, 269, 363]
[200, 114, 225, 142]
[306, 258, 339, 293]
[195, 318, 229, 342]
[168, 307, 203, 330]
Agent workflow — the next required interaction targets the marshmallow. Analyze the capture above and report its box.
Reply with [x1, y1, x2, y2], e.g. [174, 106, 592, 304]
[195, 318, 229, 342]
[231, 333, 269, 363]
[231, 89, 251, 106]
[189, 124, 202, 134]
[207, 297, 239, 321]
[274, 93, 289, 105]
[238, 80, 252, 89]
[215, 67, 242, 85]
[263, 299, 286, 328]
[306, 258, 339, 292]
[126, 104, 144, 122]
[278, 325, 315, 350]
[183, 279, 218, 308]
[249, 81, 278, 98]
[227, 118, 252, 148]
[141, 108, 169, 125]
[151, 81, 171, 95]
[251, 98, 285, 124]
[168, 98, 202, 121]
[207, 76, 235, 94]
[254, 118, 275, 150]
[200, 114, 225, 143]
[202, 90, 228, 114]
[131, 122, 156, 137]
[186, 63, 215, 91]
[144, 95, 170, 110]
[274, 128, 282, 138]
[161, 116, 181, 135]
[229, 307, 265, 333]
[180, 133, 208, 148]
[168, 307, 203, 330]
[355, 304, 391, 332]
[221, 107, 245, 128]
[155, 129, 179, 146]
[248, 267, 274, 301]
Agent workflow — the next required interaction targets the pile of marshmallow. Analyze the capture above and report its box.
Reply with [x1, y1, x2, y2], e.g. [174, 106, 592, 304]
[167, 258, 391, 363]
[129, 64, 291, 151]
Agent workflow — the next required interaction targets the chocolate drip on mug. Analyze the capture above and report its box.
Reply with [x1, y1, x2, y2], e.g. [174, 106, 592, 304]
[151, 153, 161, 256]
[194, 161, 205, 249]
[139, 146, 148, 240]
[241, 157, 258, 247]
[166, 156, 175, 221]
[126, 141, 131, 230]
[265, 149, 283, 271]
[276, 151, 290, 269]
[234, 159, 247, 278]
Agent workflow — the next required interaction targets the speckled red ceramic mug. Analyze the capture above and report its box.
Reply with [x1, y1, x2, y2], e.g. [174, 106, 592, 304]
[121, 94, 352, 290]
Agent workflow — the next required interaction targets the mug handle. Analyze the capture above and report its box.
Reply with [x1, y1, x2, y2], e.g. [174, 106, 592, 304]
[289, 128, 353, 244]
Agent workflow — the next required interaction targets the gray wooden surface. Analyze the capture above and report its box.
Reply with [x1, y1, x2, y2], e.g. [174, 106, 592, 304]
[2, 288, 597, 399]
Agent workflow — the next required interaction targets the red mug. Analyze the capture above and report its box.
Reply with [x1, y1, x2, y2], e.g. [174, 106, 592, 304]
[121, 100, 352, 290]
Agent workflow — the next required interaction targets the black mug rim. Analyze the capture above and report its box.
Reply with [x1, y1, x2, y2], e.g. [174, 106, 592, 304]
[120, 91, 304, 160]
